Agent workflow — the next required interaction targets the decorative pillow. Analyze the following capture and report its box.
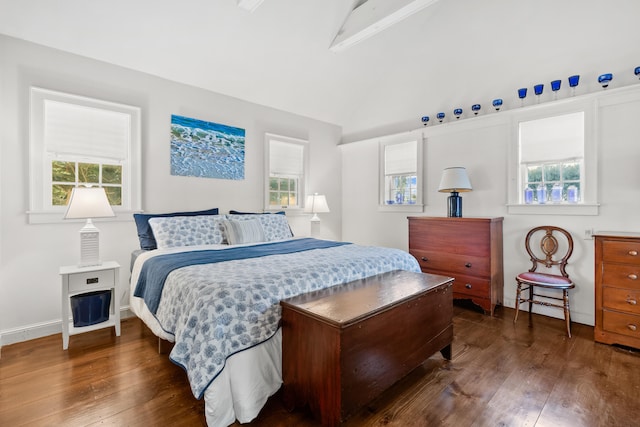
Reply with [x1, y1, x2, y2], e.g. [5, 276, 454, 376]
[133, 208, 219, 250]
[227, 213, 293, 241]
[148, 215, 226, 249]
[222, 218, 266, 245]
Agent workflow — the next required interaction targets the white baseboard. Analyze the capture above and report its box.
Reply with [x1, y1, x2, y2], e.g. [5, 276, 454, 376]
[0, 307, 135, 351]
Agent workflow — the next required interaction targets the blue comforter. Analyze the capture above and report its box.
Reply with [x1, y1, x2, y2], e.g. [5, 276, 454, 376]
[132, 239, 420, 398]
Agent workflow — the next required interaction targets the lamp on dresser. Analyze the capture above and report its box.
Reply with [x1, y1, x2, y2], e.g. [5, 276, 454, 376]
[438, 167, 472, 217]
[64, 186, 115, 267]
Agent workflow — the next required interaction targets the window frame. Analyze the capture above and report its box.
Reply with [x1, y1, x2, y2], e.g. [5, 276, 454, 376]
[378, 130, 424, 213]
[264, 133, 309, 212]
[28, 87, 141, 224]
[507, 99, 599, 215]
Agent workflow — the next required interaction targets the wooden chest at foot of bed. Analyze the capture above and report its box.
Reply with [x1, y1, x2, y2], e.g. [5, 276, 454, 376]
[280, 269, 454, 427]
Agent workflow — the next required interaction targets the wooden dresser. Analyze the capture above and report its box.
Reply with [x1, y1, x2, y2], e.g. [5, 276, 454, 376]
[594, 232, 640, 349]
[408, 216, 504, 315]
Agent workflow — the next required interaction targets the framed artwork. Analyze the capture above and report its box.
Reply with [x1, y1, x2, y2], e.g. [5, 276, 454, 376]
[170, 114, 245, 180]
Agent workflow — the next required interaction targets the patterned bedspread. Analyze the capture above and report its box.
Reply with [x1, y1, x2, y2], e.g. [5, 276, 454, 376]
[133, 239, 421, 398]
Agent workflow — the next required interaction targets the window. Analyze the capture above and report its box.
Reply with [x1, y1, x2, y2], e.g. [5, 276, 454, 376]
[379, 130, 423, 212]
[507, 100, 598, 215]
[265, 133, 308, 210]
[29, 88, 141, 223]
[520, 112, 584, 203]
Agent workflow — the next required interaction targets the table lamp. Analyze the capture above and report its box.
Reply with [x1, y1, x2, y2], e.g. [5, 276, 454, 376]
[64, 186, 115, 266]
[438, 167, 472, 217]
[304, 193, 330, 223]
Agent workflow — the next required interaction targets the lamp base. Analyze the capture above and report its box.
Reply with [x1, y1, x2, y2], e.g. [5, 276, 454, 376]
[78, 219, 102, 267]
[447, 192, 463, 217]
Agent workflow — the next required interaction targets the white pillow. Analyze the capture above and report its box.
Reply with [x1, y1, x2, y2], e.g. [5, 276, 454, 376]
[222, 218, 266, 245]
[227, 214, 292, 241]
[148, 215, 226, 249]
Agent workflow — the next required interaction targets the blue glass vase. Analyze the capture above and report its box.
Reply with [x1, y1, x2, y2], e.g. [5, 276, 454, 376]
[518, 88, 527, 106]
[437, 112, 445, 123]
[536, 184, 547, 204]
[492, 98, 503, 111]
[635, 66, 640, 79]
[598, 73, 613, 89]
[551, 79, 561, 100]
[534, 84, 544, 103]
[471, 104, 481, 115]
[454, 108, 463, 119]
[421, 116, 429, 126]
[568, 75, 580, 96]
[524, 187, 533, 204]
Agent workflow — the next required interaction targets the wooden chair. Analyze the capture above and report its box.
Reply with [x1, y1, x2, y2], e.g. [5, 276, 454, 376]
[514, 225, 576, 337]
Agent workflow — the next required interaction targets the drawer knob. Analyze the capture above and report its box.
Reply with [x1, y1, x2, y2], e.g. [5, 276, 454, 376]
[629, 250, 638, 256]
[626, 298, 637, 305]
[465, 263, 472, 268]
[627, 324, 637, 332]
[628, 274, 638, 280]
[421, 257, 428, 262]
[465, 283, 472, 289]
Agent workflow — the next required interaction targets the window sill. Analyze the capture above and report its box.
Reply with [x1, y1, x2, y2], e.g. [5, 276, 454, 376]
[506, 203, 599, 216]
[378, 204, 425, 213]
[27, 210, 138, 224]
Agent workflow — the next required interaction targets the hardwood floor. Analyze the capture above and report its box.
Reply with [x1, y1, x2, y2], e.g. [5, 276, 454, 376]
[1, 305, 639, 426]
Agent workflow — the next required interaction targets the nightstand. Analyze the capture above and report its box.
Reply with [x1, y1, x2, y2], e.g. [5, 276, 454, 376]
[59, 261, 121, 350]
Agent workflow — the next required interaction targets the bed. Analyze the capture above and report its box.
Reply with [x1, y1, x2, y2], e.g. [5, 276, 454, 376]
[129, 211, 421, 426]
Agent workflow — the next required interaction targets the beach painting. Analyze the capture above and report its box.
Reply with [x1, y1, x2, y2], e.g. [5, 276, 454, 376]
[170, 114, 245, 180]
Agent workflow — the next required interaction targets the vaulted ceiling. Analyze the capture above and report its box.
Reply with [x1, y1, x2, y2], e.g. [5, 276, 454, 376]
[1, 0, 638, 141]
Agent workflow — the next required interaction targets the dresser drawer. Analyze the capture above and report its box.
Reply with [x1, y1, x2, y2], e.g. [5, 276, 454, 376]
[603, 287, 640, 315]
[601, 263, 640, 289]
[451, 275, 491, 299]
[410, 249, 489, 277]
[603, 310, 640, 339]
[602, 240, 640, 265]
[68, 269, 115, 293]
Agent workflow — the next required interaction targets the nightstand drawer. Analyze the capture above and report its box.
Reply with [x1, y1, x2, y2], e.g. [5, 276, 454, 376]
[68, 269, 114, 293]
[603, 287, 640, 315]
[603, 310, 640, 339]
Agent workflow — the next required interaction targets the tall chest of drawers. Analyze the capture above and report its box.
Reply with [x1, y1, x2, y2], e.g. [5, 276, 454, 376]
[594, 233, 640, 349]
[408, 216, 504, 315]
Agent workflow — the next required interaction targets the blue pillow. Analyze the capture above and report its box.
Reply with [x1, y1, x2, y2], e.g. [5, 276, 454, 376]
[133, 208, 219, 250]
[229, 210, 285, 215]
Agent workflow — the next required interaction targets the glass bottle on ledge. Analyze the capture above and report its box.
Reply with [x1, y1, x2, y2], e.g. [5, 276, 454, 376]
[524, 186, 533, 204]
[551, 183, 563, 203]
[567, 185, 579, 203]
[536, 184, 547, 204]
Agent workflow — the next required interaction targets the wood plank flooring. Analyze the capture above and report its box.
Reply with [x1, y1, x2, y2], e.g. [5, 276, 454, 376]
[1, 305, 639, 426]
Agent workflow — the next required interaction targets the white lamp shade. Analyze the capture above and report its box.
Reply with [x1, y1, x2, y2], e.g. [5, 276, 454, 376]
[438, 167, 472, 193]
[64, 186, 115, 219]
[304, 194, 330, 214]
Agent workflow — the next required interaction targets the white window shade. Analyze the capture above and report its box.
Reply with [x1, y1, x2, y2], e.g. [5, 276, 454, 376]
[519, 112, 584, 163]
[269, 140, 304, 175]
[385, 140, 417, 174]
[44, 100, 130, 160]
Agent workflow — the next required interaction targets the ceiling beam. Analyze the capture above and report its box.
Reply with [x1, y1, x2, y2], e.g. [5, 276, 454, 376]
[330, 0, 441, 52]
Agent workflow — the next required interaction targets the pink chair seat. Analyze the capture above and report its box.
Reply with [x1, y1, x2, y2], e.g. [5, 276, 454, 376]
[517, 271, 574, 288]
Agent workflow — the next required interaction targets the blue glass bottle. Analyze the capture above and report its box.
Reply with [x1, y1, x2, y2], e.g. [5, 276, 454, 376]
[551, 183, 563, 203]
[567, 185, 579, 203]
[524, 186, 533, 204]
[536, 184, 547, 204]
[472, 104, 481, 115]
[492, 98, 503, 111]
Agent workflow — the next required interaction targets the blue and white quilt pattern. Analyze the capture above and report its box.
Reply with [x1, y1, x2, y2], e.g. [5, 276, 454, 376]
[143, 240, 421, 398]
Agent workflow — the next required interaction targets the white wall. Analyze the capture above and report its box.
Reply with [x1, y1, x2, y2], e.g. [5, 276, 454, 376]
[0, 35, 342, 346]
[342, 85, 640, 327]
